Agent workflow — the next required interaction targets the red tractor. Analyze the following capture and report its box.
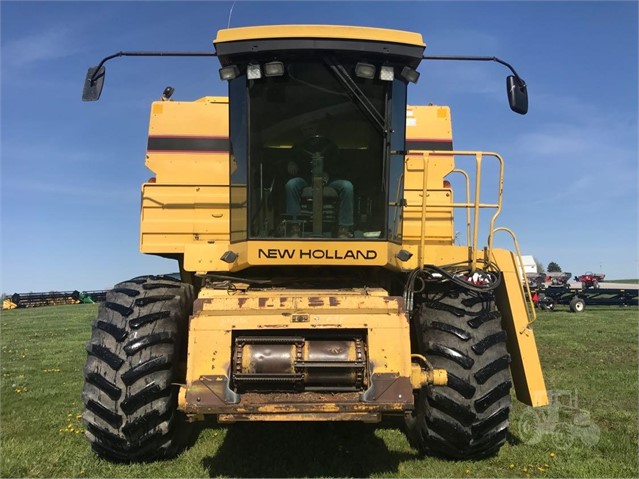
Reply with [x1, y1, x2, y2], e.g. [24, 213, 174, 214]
[575, 272, 605, 289]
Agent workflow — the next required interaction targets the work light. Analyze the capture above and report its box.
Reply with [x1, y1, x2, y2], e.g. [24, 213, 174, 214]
[264, 61, 285, 77]
[400, 66, 420, 83]
[355, 62, 375, 79]
[379, 65, 394, 81]
[247, 63, 262, 80]
[219, 65, 240, 81]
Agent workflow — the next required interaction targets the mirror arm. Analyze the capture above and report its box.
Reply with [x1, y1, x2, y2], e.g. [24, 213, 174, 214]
[422, 55, 526, 87]
[88, 51, 218, 85]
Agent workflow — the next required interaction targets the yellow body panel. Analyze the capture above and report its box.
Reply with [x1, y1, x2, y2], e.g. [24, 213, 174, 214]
[140, 103, 459, 268]
[187, 288, 410, 379]
[406, 105, 453, 144]
[492, 249, 548, 406]
[140, 97, 232, 255]
[401, 188, 454, 244]
[180, 288, 414, 417]
[140, 184, 230, 253]
[404, 154, 455, 190]
[148, 96, 228, 136]
[145, 97, 229, 185]
[402, 106, 456, 245]
[179, 244, 547, 408]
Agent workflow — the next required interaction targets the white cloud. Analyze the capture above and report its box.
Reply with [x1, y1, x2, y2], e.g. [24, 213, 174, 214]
[2, 27, 83, 70]
[520, 90, 636, 159]
[505, 90, 638, 209]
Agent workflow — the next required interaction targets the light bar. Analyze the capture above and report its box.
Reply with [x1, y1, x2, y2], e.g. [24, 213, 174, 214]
[355, 62, 375, 79]
[219, 65, 240, 81]
[264, 61, 285, 77]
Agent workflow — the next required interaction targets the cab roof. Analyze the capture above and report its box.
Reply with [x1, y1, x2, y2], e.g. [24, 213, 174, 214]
[214, 25, 425, 47]
[214, 24, 426, 68]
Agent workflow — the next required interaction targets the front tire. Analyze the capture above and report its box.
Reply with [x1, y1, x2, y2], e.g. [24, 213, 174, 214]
[82, 275, 194, 462]
[405, 284, 512, 459]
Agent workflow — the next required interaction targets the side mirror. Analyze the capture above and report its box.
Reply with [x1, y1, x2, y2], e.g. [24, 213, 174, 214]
[82, 66, 105, 101]
[507, 75, 528, 115]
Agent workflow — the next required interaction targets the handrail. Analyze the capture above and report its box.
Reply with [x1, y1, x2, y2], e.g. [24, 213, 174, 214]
[391, 173, 405, 240]
[450, 168, 471, 246]
[407, 150, 536, 329]
[490, 227, 537, 330]
[412, 150, 504, 271]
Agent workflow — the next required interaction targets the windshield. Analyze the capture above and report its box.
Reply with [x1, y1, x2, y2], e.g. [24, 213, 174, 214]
[229, 56, 406, 241]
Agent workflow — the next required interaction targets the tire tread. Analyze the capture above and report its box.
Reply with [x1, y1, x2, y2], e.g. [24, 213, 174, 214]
[405, 285, 512, 460]
[82, 275, 193, 463]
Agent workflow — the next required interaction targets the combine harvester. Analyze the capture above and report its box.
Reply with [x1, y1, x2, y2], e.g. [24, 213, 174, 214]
[81, 24, 548, 462]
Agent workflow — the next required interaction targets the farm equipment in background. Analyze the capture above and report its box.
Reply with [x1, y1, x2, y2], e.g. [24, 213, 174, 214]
[5, 290, 108, 308]
[547, 272, 572, 286]
[526, 268, 637, 313]
[10, 291, 83, 308]
[80, 290, 108, 303]
[575, 272, 605, 289]
[525, 272, 546, 289]
[525, 271, 571, 289]
[535, 285, 638, 313]
[81, 24, 548, 463]
[2, 299, 17, 310]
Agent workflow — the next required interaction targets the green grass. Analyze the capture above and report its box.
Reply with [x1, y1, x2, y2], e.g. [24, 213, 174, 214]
[1, 303, 637, 477]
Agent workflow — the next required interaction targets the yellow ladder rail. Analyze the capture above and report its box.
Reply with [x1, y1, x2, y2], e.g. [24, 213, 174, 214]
[489, 226, 537, 330]
[415, 151, 505, 272]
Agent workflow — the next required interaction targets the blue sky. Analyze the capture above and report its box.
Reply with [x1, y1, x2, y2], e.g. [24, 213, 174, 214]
[1, 0, 637, 293]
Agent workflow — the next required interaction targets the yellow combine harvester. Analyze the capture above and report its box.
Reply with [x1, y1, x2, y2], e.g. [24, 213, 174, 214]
[81, 24, 547, 462]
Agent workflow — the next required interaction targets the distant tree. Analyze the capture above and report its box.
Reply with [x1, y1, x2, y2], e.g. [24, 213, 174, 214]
[534, 257, 545, 273]
[547, 261, 562, 273]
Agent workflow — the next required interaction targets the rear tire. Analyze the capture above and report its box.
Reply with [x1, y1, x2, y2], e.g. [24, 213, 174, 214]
[405, 284, 512, 459]
[82, 275, 194, 462]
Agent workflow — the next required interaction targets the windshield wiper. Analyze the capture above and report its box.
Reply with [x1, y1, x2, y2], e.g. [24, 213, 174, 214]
[324, 56, 386, 133]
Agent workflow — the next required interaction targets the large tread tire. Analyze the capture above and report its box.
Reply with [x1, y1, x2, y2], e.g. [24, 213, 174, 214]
[82, 275, 194, 462]
[405, 284, 512, 460]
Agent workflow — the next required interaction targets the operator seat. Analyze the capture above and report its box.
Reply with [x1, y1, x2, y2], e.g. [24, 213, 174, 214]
[300, 185, 339, 233]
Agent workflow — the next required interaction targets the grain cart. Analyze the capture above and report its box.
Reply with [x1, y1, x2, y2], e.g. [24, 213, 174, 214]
[81, 25, 548, 462]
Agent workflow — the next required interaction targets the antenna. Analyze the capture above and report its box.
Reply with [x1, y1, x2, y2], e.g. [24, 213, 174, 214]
[227, 1, 236, 29]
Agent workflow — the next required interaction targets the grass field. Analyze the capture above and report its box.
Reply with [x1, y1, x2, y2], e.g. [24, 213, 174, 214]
[1, 303, 637, 478]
